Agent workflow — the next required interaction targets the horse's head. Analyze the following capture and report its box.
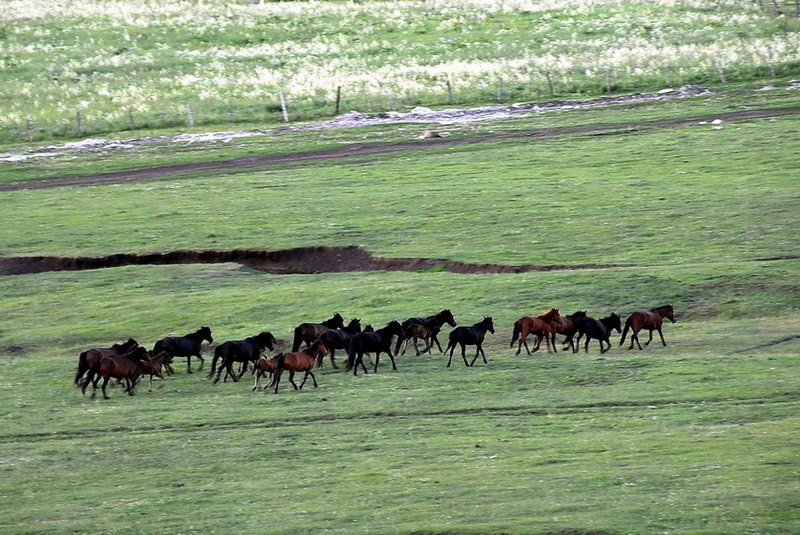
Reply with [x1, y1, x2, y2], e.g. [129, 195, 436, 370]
[540, 307, 562, 324]
[311, 339, 328, 356]
[331, 313, 345, 328]
[483, 316, 495, 334]
[571, 310, 588, 320]
[200, 326, 213, 343]
[609, 313, 622, 333]
[663, 304, 676, 323]
[346, 318, 362, 333]
[441, 309, 457, 327]
[257, 331, 276, 351]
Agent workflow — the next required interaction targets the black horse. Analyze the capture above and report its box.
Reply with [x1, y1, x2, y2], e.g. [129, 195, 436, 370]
[574, 314, 621, 354]
[208, 331, 276, 383]
[345, 320, 404, 375]
[152, 326, 213, 374]
[291, 313, 345, 352]
[445, 316, 495, 367]
[395, 309, 457, 355]
[317, 318, 361, 369]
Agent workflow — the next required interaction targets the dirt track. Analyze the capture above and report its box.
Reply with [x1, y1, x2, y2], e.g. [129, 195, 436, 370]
[2, 106, 798, 192]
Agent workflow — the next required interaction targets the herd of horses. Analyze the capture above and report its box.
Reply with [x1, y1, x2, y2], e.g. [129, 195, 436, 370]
[75, 304, 676, 399]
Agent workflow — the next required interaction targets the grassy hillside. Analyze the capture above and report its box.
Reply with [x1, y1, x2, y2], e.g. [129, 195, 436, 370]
[0, 86, 798, 534]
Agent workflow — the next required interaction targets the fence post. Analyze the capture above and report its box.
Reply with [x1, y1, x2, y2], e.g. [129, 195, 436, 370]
[185, 103, 195, 126]
[605, 68, 613, 93]
[545, 71, 555, 97]
[26, 114, 33, 142]
[76, 109, 83, 137]
[128, 106, 136, 129]
[227, 100, 236, 122]
[334, 86, 342, 116]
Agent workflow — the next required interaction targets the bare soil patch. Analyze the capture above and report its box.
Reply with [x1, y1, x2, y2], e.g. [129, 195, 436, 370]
[0, 246, 631, 276]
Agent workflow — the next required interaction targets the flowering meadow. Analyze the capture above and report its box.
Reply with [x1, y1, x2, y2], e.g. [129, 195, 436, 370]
[1, 0, 799, 141]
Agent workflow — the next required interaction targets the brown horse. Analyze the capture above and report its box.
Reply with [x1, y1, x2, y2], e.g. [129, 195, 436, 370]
[81, 346, 162, 399]
[140, 351, 172, 392]
[400, 323, 441, 356]
[252, 356, 279, 391]
[270, 340, 328, 394]
[555, 310, 588, 352]
[509, 307, 562, 355]
[74, 338, 139, 386]
[291, 313, 344, 351]
[619, 304, 676, 350]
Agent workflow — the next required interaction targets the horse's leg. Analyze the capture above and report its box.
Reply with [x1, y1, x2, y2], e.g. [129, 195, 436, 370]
[470, 343, 487, 366]
[532, 333, 543, 353]
[288, 370, 300, 390]
[253, 370, 261, 391]
[384, 348, 398, 370]
[630, 329, 643, 350]
[460, 343, 470, 367]
[272, 371, 282, 393]
[584, 335, 591, 352]
[550, 331, 558, 353]
[445, 342, 455, 367]
[300, 371, 317, 389]
[432, 335, 445, 353]
[413, 338, 421, 356]
[657, 327, 667, 346]
[644, 329, 655, 347]
[358, 354, 368, 375]
[101, 377, 111, 399]
[329, 349, 338, 369]
[573, 332, 583, 353]
[373, 352, 381, 373]
[195, 353, 204, 371]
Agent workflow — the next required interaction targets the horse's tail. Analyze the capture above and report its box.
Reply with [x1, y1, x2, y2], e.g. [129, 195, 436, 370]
[315, 348, 326, 369]
[344, 342, 357, 372]
[74, 351, 89, 386]
[81, 358, 102, 396]
[619, 318, 632, 346]
[207, 345, 223, 379]
[509, 320, 521, 347]
[291, 327, 303, 352]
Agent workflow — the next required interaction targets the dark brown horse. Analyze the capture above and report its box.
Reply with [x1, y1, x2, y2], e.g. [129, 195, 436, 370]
[153, 326, 213, 374]
[575, 313, 622, 354]
[509, 307, 562, 355]
[445, 316, 495, 367]
[619, 304, 676, 350]
[345, 320, 404, 375]
[317, 318, 362, 369]
[396, 309, 457, 355]
[555, 310, 588, 352]
[291, 313, 344, 352]
[74, 338, 139, 386]
[208, 331, 276, 383]
[81, 346, 161, 399]
[401, 323, 441, 356]
[270, 340, 328, 394]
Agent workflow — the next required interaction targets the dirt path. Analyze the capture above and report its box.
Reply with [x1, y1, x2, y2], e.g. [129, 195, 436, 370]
[2, 106, 798, 192]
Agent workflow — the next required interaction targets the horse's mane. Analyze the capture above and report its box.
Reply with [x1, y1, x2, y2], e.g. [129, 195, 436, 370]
[537, 307, 560, 320]
[651, 304, 673, 313]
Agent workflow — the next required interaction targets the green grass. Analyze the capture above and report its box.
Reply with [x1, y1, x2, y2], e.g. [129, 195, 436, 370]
[0, 91, 798, 534]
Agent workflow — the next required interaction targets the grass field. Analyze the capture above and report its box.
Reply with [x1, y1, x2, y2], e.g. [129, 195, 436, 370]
[1, 85, 798, 533]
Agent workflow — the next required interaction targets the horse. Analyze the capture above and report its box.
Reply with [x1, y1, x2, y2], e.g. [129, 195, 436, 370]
[445, 316, 495, 367]
[554, 310, 588, 352]
[574, 313, 622, 354]
[208, 331, 276, 384]
[152, 326, 212, 374]
[270, 340, 328, 394]
[509, 307, 562, 355]
[400, 323, 441, 356]
[619, 304, 676, 350]
[345, 320, 404, 375]
[74, 338, 139, 386]
[81, 346, 160, 399]
[395, 309, 457, 355]
[139, 351, 172, 392]
[252, 355, 279, 391]
[317, 318, 362, 369]
[291, 313, 345, 351]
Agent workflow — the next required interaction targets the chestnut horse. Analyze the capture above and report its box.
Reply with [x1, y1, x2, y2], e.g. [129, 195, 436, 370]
[74, 338, 139, 386]
[291, 313, 344, 351]
[81, 346, 163, 399]
[509, 307, 562, 355]
[619, 304, 676, 350]
[270, 340, 328, 394]
[401, 323, 441, 356]
[252, 356, 279, 391]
